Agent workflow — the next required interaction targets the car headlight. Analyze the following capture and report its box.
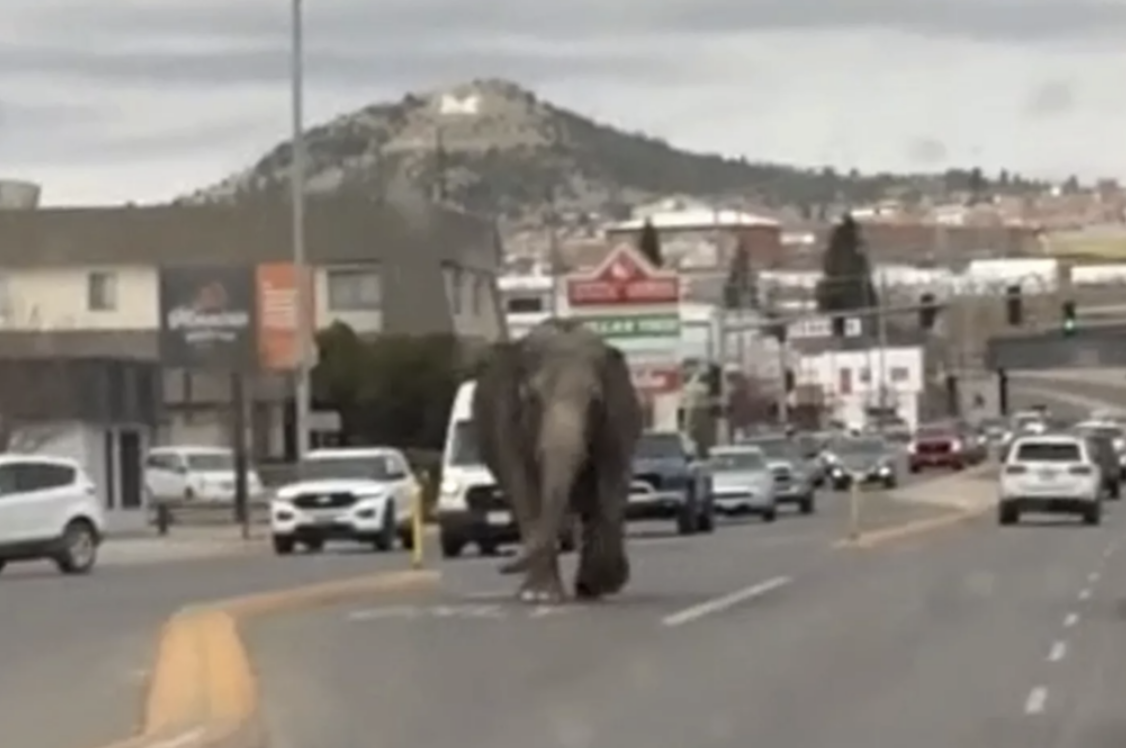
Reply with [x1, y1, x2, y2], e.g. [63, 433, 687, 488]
[440, 478, 461, 495]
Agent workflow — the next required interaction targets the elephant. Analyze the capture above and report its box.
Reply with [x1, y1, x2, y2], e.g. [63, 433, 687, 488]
[471, 318, 642, 603]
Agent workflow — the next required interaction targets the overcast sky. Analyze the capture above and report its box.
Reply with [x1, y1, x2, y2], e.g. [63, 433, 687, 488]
[4, 0, 1126, 206]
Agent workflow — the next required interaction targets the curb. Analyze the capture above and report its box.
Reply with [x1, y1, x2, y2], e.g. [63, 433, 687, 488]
[835, 505, 991, 549]
[97, 569, 440, 748]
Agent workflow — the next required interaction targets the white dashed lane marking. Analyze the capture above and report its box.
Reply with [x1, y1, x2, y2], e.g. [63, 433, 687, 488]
[1022, 540, 1118, 717]
[1025, 686, 1048, 715]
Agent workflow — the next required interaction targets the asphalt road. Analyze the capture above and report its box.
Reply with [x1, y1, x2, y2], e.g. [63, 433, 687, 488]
[248, 487, 1126, 748]
[2, 476, 941, 748]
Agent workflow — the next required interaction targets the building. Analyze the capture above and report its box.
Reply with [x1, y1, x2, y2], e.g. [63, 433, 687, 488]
[604, 199, 783, 269]
[0, 193, 507, 521]
[796, 345, 926, 430]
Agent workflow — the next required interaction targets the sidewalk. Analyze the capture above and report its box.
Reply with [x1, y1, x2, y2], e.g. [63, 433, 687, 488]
[99, 525, 269, 566]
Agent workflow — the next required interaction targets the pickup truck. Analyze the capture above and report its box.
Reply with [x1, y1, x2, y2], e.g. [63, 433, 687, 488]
[627, 431, 715, 535]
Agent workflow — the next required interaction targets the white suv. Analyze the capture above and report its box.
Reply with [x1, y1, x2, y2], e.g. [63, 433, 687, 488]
[0, 455, 104, 574]
[270, 448, 419, 554]
[999, 434, 1103, 525]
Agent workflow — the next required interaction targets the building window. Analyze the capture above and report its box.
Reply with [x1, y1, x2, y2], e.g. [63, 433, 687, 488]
[890, 366, 910, 382]
[326, 268, 381, 311]
[858, 367, 871, 383]
[88, 271, 117, 311]
[506, 295, 545, 313]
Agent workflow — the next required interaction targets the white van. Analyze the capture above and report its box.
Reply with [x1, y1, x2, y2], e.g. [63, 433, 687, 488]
[437, 380, 575, 558]
[144, 445, 264, 503]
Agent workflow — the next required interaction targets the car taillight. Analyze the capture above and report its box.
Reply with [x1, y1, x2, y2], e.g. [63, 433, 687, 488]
[907, 442, 916, 454]
[1068, 465, 1094, 475]
[1004, 465, 1028, 474]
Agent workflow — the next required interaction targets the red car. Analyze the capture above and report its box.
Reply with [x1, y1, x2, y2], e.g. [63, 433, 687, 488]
[909, 424, 980, 471]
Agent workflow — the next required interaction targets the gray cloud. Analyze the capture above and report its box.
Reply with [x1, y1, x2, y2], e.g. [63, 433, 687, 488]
[905, 137, 948, 166]
[15, 0, 1126, 48]
[0, 41, 688, 90]
[1024, 80, 1077, 118]
[0, 99, 103, 130]
[0, 116, 266, 166]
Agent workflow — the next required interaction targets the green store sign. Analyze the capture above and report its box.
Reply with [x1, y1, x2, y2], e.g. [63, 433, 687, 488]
[579, 314, 681, 339]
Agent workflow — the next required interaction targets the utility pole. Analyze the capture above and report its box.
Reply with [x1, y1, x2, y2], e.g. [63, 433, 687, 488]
[546, 184, 561, 317]
[290, 0, 311, 461]
[876, 270, 890, 421]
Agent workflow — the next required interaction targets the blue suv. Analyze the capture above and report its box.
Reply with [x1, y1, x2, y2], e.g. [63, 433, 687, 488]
[627, 431, 715, 535]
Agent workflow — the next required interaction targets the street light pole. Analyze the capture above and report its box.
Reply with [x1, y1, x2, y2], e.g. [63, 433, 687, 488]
[290, 0, 311, 460]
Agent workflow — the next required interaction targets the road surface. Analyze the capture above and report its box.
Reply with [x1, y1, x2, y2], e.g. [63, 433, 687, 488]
[1, 477, 941, 748]
[246, 487, 987, 748]
[248, 485, 1126, 748]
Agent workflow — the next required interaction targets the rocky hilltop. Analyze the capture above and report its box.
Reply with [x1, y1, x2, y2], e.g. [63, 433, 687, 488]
[185, 78, 1048, 228]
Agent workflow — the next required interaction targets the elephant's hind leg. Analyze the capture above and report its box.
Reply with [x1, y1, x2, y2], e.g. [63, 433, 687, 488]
[574, 471, 630, 599]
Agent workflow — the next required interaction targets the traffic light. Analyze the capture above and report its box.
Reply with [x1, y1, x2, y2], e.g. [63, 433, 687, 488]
[1005, 285, 1022, 326]
[830, 315, 845, 338]
[1062, 300, 1077, 336]
[918, 292, 937, 331]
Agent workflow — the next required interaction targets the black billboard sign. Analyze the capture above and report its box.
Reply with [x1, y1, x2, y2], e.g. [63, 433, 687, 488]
[158, 265, 257, 369]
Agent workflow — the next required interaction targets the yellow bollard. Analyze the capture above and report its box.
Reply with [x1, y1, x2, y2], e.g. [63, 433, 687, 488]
[847, 472, 862, 542]
[410, 474, 426, 569]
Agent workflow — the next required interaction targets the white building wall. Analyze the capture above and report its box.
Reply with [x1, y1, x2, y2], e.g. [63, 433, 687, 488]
[799, 347, 925, 430]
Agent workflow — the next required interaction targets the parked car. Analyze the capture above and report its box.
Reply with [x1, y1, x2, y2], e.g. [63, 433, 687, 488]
[738, 435, 817, 514]
[998, 434, 1103, 525]
[908, 422, 985, 471]
[826, 436, 899, 489]
[0, 455, 104, 575]
[270, 447, 420, 554]
[707, 445, 778, 521]
[629, 431, 715, 535]
[145, 445, 264, 504]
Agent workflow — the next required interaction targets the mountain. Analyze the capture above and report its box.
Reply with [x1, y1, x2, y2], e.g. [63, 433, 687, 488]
[184, 78, 1049, 226]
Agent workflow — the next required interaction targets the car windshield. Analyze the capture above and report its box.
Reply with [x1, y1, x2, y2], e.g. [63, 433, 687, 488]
[185, 452, 235, 471]
[636, 434, 685, 459]
[710, 450, 766, 471]
[834, 438, 886, 456]
[1014, 442, 1081, 462]
[446, 421, 482, 466]
[299, 456, 394, 480]
[742, 438, 797, 460]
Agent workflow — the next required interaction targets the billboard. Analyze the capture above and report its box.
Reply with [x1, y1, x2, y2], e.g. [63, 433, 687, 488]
[255, 262, 314, 371]
[158, 266, 257, 370]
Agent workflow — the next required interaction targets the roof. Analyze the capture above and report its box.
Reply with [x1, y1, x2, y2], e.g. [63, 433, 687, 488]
[0, 193, 498, 270]
[606, 208, 780, 233]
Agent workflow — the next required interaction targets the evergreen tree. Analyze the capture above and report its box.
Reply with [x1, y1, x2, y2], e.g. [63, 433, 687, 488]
[722, 236, 757, 310]
[637, 219, 663, 267]
[815, 214, 877, 334]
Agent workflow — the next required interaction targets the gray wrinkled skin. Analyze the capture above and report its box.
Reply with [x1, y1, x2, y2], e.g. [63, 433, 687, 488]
[471, 319, 642, 604]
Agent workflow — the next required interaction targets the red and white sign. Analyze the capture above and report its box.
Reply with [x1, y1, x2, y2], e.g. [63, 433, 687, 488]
[566, 244, 680, 307]
[631, 366, 682, 395]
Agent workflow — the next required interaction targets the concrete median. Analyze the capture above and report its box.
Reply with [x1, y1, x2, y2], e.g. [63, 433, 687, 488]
[94, 569, 439, 748]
